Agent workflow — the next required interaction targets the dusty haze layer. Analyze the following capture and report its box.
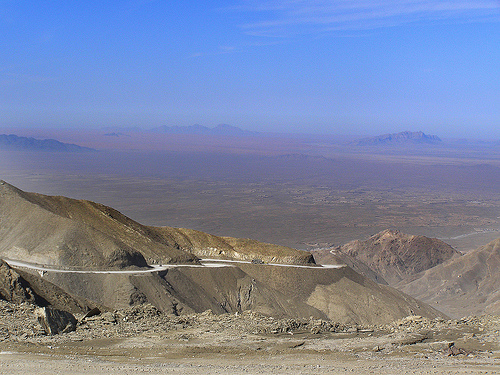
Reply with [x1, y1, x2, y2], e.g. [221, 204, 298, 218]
[1, 130, 499, 253]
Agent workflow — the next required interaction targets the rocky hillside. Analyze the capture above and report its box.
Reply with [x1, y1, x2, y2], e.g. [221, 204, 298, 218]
[0, 182, 447, 325]
[0, 260, 90, 313]
[0, 260, 36, 305]
[15, 260, 444, 325]
[396, 237, 500, 317]
[0, 181, 196, 269]
[314, 229, 461, 285]
[2, 244, 445, 324]
[312, 249, 389, 285]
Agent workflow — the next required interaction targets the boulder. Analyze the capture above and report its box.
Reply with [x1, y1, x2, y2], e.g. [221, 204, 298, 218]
[35, 306, 77, 335]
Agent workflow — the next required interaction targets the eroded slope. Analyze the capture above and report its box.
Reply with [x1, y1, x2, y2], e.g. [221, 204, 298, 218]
[0, 182, 445, 325]
[30, 262, 444, 325]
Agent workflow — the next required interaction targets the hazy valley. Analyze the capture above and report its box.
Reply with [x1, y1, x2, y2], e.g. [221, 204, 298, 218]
[1, 129, 499, 253]
[1, 129, 500, 373]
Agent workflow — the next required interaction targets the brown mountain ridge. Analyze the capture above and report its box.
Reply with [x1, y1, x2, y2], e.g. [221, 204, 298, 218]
[313, 229, 500, 317]
[0, 182, 445, 325]
[0, 180, 313, 269]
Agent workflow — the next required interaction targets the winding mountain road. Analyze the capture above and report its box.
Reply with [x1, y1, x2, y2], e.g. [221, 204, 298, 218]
[2, 257, 345, 275]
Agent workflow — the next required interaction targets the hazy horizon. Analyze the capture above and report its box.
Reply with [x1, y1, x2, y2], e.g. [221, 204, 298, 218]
[1, 1, 499, 139]
[2, 124, 500, 143]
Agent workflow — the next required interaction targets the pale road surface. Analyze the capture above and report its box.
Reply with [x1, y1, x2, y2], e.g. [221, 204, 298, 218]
[2, 257, 345, 275]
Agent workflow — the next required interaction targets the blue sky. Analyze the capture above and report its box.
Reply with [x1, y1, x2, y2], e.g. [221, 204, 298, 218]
[1, 1, 499, 138]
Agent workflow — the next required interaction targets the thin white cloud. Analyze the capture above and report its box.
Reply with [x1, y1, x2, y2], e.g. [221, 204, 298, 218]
[236, 0, 500, 36]
[189, 40, 285, 58]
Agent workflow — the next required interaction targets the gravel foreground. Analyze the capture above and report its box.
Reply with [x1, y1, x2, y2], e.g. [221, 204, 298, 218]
[1, 300, 499, 374]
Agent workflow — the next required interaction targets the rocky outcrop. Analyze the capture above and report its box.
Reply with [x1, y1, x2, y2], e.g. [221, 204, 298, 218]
[0, 260, 36, 304]
[0, 259, 94, 313]
[151, 227, 315, 265]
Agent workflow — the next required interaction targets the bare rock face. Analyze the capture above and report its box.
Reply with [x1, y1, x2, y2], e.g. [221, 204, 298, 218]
[0, 260, 36, 304]
[329, 229, 461, 285]
[0, 259, 93, 314]
[35, 306, 77, 335]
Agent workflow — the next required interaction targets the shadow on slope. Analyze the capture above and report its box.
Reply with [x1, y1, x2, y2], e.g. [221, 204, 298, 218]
[396, 237, 500, 317]
[33, 262, 444, 326]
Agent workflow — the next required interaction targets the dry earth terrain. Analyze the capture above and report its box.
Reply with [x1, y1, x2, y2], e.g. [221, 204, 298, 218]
[397, 237, 500, 317]
[1, 300, 499, 374]
[312, 229, 462, 285]
[1, 183, 499, 373]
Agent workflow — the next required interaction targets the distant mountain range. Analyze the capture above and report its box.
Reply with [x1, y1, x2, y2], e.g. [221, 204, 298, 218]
[147, 124, 260, 137]
[356, 131, 442, 146]
[0, 134, 94, 152]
